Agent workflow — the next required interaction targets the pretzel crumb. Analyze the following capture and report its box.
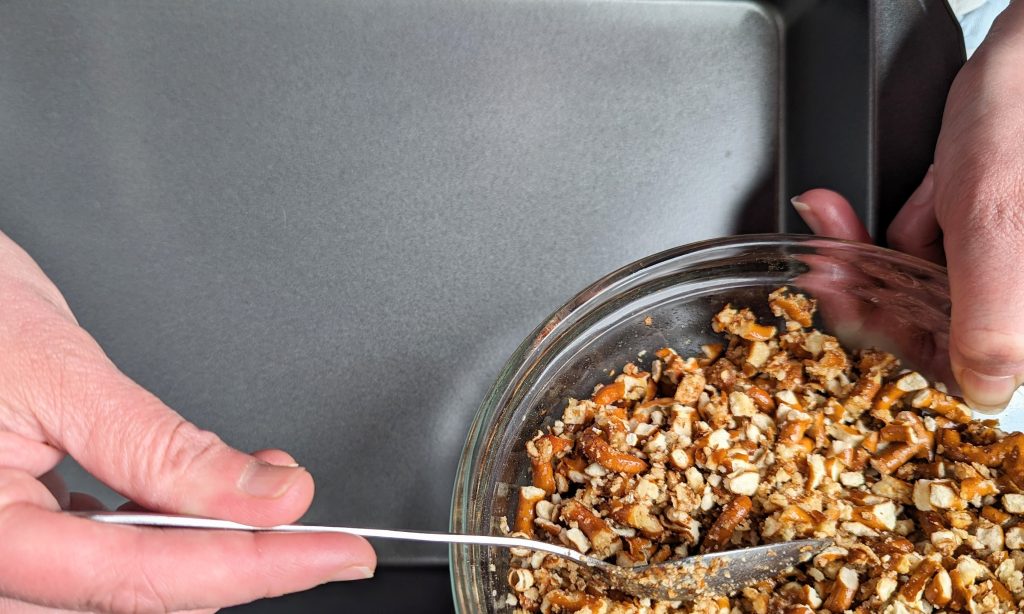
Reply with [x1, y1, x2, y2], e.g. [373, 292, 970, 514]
[505, 288, 1024, 613]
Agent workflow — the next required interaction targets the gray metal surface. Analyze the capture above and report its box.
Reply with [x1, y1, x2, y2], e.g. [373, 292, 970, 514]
[0, 0, 964, 610]
[870, 0, 965, 237]
[1, 0, 781, 565]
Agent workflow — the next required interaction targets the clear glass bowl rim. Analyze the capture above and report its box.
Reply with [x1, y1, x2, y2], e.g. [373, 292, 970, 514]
[447, 233, 948, 609]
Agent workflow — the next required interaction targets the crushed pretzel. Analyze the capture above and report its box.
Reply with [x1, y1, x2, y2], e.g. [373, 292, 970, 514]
[504, 288, 1024, 613]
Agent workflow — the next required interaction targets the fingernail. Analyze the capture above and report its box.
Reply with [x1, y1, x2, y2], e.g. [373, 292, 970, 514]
[790, 196, 811, 214]
[331, 565, 375, 582]
[238, 461, 306, 498]
[790, 196, 818, 228]
[959, 368, 1019, 412]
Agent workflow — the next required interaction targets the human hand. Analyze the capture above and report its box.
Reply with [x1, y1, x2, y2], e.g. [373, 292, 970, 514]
[791, 2, 1024, 413]
[789, 240, 954, 390]
[0, 231, 375, 613]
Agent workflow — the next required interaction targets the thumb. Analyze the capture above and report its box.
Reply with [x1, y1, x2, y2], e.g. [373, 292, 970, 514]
[17, 316, 313, 526]
[937, 189, 1024, 413]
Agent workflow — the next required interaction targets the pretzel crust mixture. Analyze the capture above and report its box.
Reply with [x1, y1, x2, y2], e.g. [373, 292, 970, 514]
[504, 288, 1024, 614]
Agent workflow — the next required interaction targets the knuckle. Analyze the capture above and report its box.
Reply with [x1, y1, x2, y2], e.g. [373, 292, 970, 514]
[140, 417, 226, 492]
[954, 327, 1024, 371]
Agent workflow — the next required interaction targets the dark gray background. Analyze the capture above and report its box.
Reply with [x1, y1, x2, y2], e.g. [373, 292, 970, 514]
[2, 0, 781, 564]
[1, 0, 962, 610]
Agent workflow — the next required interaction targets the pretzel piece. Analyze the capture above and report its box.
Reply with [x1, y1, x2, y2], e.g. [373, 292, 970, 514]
[514, 485, 547, 537]
[561, 500, 617, 554]
[702, 495, 752, 553]
[579, 429, 648, 474]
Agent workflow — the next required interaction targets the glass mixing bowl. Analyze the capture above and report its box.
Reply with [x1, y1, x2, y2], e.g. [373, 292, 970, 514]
[449, 234, 960, 612]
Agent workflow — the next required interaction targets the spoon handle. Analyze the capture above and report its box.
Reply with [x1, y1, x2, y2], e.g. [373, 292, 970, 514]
[70, 511, 586, 561]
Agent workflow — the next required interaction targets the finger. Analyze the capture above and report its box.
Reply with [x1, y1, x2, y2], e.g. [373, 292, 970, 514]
[9, 314, 313, 526]
[0, 468, 61, 512]
[112, 450, 297, 514]
[67, 492, 107, 512]
[0, 468, 375, 613]
[936, 177, 1024, 412]
[0, 432, 64, 476]
[0, 602, 214, 614]
[887, 166, 945, 264]
[2, 507, 376, 612]
[795, 249, 953, 386]
[790, 189, 873, 243]
[0, 597, 81, 614]
[794, 252, 871, 335]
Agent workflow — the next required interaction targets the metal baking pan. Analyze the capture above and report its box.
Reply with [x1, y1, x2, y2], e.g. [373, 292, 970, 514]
[0, 0, 962, 610]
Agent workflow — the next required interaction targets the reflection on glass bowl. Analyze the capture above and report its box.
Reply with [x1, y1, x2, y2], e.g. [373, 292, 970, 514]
[449, 234, 1013, 612]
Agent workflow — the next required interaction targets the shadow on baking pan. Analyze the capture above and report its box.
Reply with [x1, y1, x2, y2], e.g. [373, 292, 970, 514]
[730, 173, 777, 236]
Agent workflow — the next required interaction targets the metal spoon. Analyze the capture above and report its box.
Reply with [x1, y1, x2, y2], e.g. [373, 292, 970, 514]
[72, 511, 829, 601]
